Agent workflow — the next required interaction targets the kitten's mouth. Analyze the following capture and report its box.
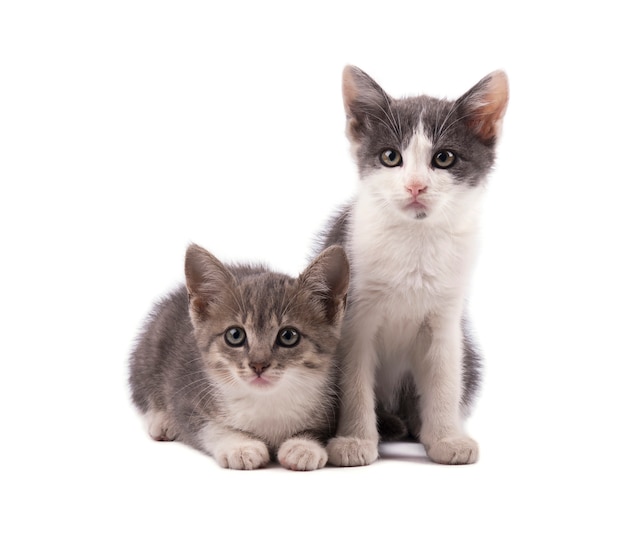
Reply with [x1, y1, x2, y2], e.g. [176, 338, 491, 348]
[403, 199, 429, 218]
[250, 375, 274, 388]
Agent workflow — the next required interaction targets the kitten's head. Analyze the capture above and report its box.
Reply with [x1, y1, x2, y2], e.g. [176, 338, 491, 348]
[343, 66, 508, 223]
[184, 244, 349, 394]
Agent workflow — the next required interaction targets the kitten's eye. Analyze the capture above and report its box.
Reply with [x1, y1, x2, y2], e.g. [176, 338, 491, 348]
[380, 149, 403, 168]
[432, 150, 456, 169]
[225, 327, 246, 347]
[276, 328, 300, 348]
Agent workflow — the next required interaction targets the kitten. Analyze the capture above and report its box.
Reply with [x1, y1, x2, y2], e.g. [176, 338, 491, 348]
[129, 243, 349, 470]
[318, 66, 508, 466]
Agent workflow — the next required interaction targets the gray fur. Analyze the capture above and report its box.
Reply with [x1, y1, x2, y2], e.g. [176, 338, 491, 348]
[343, 66, 500, 186]
[129, 244, 349, 469]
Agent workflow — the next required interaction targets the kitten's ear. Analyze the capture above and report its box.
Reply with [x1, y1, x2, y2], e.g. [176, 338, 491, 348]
[458, 70, 509, 142]
[185, 244, 236, 321]
[342, 65, 391, 142]
[299, 246, 350, 324]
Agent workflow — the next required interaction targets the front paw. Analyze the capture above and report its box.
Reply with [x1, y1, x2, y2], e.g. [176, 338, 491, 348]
[424, 435, 479, 465]
[214, 440, 270, 470]
[278, 438, 327, 471]
[327, 437, 378, 467]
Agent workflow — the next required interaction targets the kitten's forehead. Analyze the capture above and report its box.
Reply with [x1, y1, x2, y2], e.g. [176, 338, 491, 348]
[356, 94, 495, 185]
[238, 273, 293, 328]
[366, 95, 456, 150]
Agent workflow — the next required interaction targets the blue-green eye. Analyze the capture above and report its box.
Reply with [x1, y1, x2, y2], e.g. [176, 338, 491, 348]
[380, 149, 403, 167]
[276, 328, 300, 348]
[225, 327, 246, 347]
[432, 150, 456, 169]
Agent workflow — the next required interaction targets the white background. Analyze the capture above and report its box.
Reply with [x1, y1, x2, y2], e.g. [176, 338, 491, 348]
[2, 1, 625, 532]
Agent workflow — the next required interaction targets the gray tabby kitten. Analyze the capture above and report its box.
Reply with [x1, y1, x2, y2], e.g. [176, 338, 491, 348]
[318, 66, 508, 466]
[129, 243, 349, 470]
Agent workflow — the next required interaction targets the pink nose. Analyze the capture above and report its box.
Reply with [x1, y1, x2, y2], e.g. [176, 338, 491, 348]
[406, 183, 427, 198]
[249, 362, 270, 376]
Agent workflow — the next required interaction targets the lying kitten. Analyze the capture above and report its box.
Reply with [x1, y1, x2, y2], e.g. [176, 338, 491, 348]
[318, 66, 508, 466]
[129, 243, 349, 470]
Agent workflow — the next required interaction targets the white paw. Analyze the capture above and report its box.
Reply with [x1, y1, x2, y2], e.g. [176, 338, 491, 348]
[327, 437, 378, 467]
[145, 410, 177, 441]
[424, 435, 479, 465]
[277, 438, 328, 471]
[214, 440, 270, 470]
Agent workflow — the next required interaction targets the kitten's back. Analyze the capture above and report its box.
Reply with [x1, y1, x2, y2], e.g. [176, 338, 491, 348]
[129, 286, 193, 416]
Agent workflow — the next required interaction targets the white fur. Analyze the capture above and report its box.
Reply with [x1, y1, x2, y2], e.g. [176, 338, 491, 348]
[328, 128, 484, 466]
[200, 424, 270, 470]
[218, 367, 330, 450]
[277, 438, 328, 470]
[198, 366, 332, 470]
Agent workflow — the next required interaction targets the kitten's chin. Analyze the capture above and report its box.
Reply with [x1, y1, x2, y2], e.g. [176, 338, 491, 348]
[400, 199, 429, 220]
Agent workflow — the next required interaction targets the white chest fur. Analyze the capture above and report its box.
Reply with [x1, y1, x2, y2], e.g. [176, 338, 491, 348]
[346, 187, 482, 406]
[349, 188, 480, 320]
[221, 371, 327, 449]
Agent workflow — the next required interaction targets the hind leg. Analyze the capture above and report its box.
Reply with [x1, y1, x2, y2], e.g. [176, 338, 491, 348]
[406, 408, 422, 441]
[376, 405, 408, 441]
[144, 409, 178, 441]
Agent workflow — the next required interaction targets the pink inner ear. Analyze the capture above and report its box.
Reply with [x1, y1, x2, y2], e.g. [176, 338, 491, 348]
[342, 68, 359, 114]
[469, 72, 509, 141]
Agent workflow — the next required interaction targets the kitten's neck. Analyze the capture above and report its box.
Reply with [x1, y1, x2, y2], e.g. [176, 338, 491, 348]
[348, 184, 482, 295]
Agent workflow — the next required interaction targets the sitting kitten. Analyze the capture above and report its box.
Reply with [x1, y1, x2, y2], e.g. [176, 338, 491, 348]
[318, 66, 508, 466]
[129, 243, 349, 470]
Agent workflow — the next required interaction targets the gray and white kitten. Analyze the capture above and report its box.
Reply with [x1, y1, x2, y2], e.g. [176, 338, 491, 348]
[129, 243, 349, 470]
[318, 66, 508, 466]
